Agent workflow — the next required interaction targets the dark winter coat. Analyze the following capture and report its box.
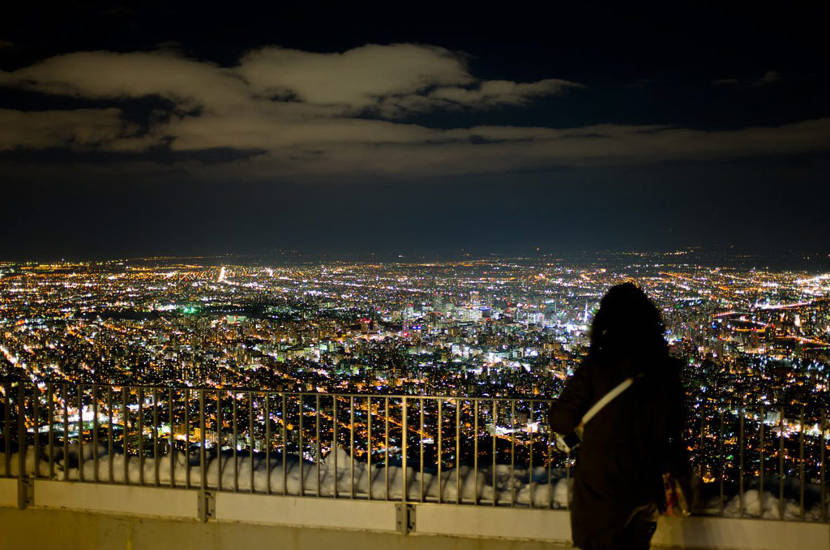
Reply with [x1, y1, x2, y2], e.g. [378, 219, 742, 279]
[549, 355, 688, 548]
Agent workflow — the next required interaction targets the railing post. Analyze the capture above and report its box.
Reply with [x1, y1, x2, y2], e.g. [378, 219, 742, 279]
[249, 391, 254, 494]
[48, 382, 55, 480]
[17, 382, 31, 509]
[199, 389, 206, 491]
[332, 395, 337, 498]
[473, 399, 478, 506]
[350, 395, 355, 499]
[492, 399, 497, 507]
[265, 394, 270, 495]
[738, 403, 744, 517]
[455, 398, 460, 504]
[437, 399, 442, 504]
[779, 407, 785, 520]
[367, 396, 372, 501]
[821, 409, 827, 523]
[93, 385, 99, 483]
[401, 397, 407, 503]
[799, 407, 805, 520]
[3, 380, 10, 477]
[33, 382, 39, 480]
[759, 405, 765, 511]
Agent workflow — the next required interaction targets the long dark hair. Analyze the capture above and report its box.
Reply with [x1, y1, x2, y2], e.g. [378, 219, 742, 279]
[588, 282, 668, 369]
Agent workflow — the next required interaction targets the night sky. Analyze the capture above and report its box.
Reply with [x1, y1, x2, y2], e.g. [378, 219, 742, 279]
[1, 3, 829, 261]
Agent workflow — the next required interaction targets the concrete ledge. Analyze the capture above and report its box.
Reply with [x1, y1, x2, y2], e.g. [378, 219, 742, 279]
[215, 491, 399, 532]
[0, 507, 571, 550]
[1, 479, 828, 549]
[416, 503, 572, 543]
[35, 480, 198, 520]
[654, 515, 830, 550]
[0, 478, 17, 508]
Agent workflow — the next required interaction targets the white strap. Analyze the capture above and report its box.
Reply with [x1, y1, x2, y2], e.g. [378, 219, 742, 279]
[581, 377, 633, 425]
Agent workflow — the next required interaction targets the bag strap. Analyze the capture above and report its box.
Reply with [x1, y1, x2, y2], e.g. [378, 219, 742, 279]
[581, 377, 633, 425]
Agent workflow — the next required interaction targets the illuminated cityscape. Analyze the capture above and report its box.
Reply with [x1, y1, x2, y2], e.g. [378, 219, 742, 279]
[1, 252, 828, 515]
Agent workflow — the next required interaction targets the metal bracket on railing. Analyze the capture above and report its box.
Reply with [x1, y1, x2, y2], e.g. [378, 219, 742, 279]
[197, 490, 215, 522]
[395, 503, 415, 535]
[18, 476, 34, 509]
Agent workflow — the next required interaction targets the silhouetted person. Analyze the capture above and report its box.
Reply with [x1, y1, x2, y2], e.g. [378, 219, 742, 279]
[549, 283, 689, 550]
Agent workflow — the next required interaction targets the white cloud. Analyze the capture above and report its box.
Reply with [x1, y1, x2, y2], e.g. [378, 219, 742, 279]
[1, 45, 829, 180]
[238, 44, 473, 110]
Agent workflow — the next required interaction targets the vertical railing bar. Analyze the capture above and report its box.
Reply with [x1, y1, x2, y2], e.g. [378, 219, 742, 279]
[138, 386, 144, 486]
[299, 394, 304, 496]
[153, 387, 159, 486]
[332, 395, 338, 499]
[281, 393, 286, 495]
[34, 382, 40, 479]
[216, 391, 222, 492]
[3, 382, 10, 477]
[199, 389, 206, 491]
[249, 391, 254, 494]
[566, 450, 571, 511]
[455, 398, 460, 504]
[799, 407, 805, 520]
[168, 388, 174, 488]
[759, 405, 765, 507]
[492, 399, 497, 506]
[698, 409, 705, 481]
[419, 397, 424, 503]
[718, 405, 725, 514]
[122, 386, 128, 486]
[48, 382, 55, 480]
[280, 393, 288, 495]
[62, 383, 69, 481]
[529, 401, 535, 507]
[548, 410, 553, 510]
[350, 395, 355, 499]
[265, 395, 271, 495]
[779, 406, 785, 520]
[820, 409, 827, 522]
[474, 399, 479, 506]
[78, 384, 84, 482]
[739, 403, 744, 517]
[510, 400, 516, 507]
[437, 399, 443, 504]
[385, 397, 389, 500]
[401, 397, 407, 503]
[93, 385, 99, 483]
[183, 387, 189, 489]
[107, 386, 113, 483]
[316, 394, 321, 498]
[232, 392, 238, 492]
[16, 383, 25, 489]
[367, 396, 372, 501]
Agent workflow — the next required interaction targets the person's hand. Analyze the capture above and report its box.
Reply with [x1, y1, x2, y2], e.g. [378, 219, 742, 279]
[555, 433, 572, 454]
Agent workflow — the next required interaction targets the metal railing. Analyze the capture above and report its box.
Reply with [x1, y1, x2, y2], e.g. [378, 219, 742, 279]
[1, 378, 828, 521]
[1, 379, 565, 508]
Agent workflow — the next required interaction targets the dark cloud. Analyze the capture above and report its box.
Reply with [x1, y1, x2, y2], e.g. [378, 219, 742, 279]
[0, 46, 829, 181]
[755, 70, 782, 86]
